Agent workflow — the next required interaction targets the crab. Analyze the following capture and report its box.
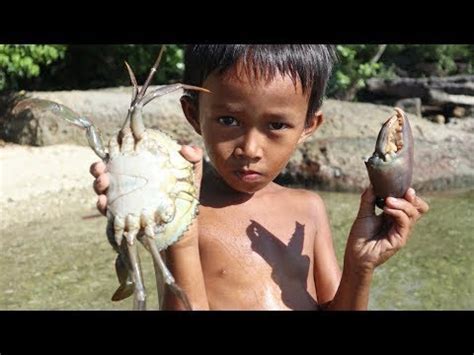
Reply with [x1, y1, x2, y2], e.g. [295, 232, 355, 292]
[15, 47, 210, 310]
[365, 107, 414, 209]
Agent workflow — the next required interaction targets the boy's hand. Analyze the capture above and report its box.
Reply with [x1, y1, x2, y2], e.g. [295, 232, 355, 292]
[179, 145, 204, 199]
[345, 186, 429, 274]
[90, 161, 108, 216]
[89, 145, 204, 216]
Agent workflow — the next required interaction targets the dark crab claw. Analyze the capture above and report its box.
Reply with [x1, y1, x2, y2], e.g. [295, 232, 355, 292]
[365, 107, 414, 209]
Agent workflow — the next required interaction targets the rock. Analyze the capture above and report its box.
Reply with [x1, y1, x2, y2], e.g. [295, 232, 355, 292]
[452, 106, 466, 118]
[429, 89, 474, 106]
[430, 114, 446, 124]
[366, 75, 474, 100]
[395, 98, 422, 117]
[365, 76, 474, 119]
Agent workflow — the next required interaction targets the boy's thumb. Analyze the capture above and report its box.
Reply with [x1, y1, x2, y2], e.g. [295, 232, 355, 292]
[180, 145, 203, 163]
[357, 185, 376, 218]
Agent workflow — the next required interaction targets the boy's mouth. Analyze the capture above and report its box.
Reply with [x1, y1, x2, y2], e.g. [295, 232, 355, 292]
[235, 169, 263, 182]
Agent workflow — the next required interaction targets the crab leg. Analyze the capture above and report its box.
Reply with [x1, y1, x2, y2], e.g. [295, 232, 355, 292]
[14, 98, 109, 160]
[140, 214, 165, 309]
[124, 61, 139, 103]
[144, 235, 192, 310]
[123, 215, 147, 310]
[120, 46, 166, 133]
[151, 251, 166, 309]
[125, 241, 147, 310]
[85, 125, 108, 160]
[105, 217, 135, 302]
[135, 46, 166, 102]
[129, 103, 147, 141]
[126, 83, 211, 141]
[142, 84, 211, 107]
[122, 45, 210, 140]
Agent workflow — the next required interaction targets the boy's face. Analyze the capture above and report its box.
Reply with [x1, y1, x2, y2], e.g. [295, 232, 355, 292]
[182, 63, 322, 194]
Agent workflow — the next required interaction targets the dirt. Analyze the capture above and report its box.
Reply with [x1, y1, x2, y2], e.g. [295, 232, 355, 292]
[0, 143, 98, 229]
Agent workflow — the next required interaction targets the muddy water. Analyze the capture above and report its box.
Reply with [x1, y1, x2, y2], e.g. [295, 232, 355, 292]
[321, 189, 473, 310]
[1, 189, 472, 310]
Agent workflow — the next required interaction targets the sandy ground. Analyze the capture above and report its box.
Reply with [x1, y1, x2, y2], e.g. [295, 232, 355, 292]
[0, 143, 100, 229]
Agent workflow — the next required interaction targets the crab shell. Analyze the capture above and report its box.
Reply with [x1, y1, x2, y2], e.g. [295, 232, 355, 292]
[105, 128, 198, 251]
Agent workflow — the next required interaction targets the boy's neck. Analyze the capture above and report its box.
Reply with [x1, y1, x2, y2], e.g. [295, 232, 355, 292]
[200, 164, 278, 207]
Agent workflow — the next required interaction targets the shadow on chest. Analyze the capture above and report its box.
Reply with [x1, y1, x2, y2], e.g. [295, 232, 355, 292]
[201, 217, 318, 309]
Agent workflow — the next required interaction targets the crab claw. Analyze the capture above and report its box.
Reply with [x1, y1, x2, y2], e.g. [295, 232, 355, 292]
[128, 83, 211, 141]
[14, 98, 91, 129]
[13, 98, 108, 160]
[111, 253, 135, 301]
[365, 108, 414, 208]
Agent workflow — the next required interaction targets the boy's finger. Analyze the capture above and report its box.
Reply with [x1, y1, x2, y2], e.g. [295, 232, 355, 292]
[404, 188, 429, 219]
[90, 161, 106, 178]
[410, 192, 430, 216]
[382, 206, 411, 238]
[405, 188, 416, 203]
[415, 196, 429, 215]
[180, 145, 203, 163]
[357, 185, 376, 218]
[97, 194, 107, 216]
[93, 174, 109, 194]
[386, 196, 418, 221]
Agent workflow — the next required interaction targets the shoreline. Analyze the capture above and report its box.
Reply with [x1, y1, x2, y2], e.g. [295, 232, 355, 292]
[1, 140, 472, 230]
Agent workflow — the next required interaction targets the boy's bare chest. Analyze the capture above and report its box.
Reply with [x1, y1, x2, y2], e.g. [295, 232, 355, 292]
[196, 202, 319, 309]
[197, 202, 316, 280]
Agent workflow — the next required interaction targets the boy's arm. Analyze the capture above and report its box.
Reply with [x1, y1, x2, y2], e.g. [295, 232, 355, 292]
[163, 145, 209, 310]
[310, 190, 371, 310]
[310, 193, 342, 306]
[163, 219, 210, 310]
[324, 262, 373, 310]
[325, 186, 428, 310]
[309, 192, 371, 309]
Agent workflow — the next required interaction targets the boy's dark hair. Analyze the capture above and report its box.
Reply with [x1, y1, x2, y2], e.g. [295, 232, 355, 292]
[182, 45, 338, 123]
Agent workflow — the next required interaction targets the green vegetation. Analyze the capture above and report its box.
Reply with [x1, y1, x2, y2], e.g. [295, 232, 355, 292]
[0, 45, 66, 91]
[0, 44, 184, 91]
[1, 44, 472, 99]
[327, 44, 474, 100]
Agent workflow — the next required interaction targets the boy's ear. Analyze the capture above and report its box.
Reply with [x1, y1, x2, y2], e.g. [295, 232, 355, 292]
[180, 95, 202, 135]
[298, 110, 324, 144]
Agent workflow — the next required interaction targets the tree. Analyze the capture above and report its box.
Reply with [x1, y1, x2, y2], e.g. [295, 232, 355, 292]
[0, 45, 66, 91]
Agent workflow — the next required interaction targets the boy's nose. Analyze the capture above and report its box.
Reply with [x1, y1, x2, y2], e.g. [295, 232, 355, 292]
[234, 130, 263, 161]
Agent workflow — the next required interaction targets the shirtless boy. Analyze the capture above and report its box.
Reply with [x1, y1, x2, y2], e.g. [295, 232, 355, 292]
[91, 45, 429, 310]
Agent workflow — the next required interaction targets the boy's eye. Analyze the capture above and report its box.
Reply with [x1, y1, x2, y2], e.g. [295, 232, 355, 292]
[269, 122, 288, 130]
[218, 116, 239, 126]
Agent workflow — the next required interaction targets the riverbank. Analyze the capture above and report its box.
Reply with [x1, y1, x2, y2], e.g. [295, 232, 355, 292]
[2, 88, 474, 194]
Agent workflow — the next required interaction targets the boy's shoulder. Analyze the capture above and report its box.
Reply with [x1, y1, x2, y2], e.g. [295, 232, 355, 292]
[271, 184, 328, 215]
